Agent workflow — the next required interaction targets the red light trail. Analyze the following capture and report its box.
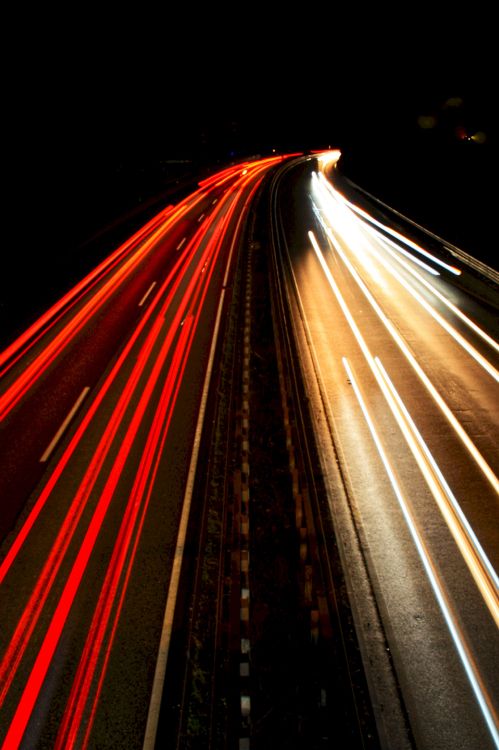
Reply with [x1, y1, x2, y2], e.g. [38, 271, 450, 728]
[0, 155, 285, 749]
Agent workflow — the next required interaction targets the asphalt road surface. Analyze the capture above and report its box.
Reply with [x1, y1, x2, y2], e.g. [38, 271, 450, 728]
[0, 156, 283, 749]
[271, 152, 498, 750]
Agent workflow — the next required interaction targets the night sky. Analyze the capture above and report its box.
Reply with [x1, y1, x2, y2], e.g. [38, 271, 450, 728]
[3, 9, 496, 344]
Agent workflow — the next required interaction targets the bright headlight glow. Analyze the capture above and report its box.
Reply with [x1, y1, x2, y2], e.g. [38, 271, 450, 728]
[316, 172, 462, 276]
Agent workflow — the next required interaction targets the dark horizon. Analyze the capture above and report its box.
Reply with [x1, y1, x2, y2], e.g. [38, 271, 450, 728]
[3, 10, 496, 346]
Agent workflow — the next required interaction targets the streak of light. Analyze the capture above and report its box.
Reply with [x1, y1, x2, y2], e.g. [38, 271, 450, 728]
[0, 312, 190, 748]
[316, 172, 462, 275]
[361, 221, 441, 275]
[322, 216, 499, 382]
[56, 313, 196, 749]
[0, 158, 279, 747]
[56, 167, 266, 748]
[143, 166, 268, 750]
[342, 357, 499, 750]
[0, 157, 280, 418]
[314, 173, 499, 365]
[0, 214, 224, 745]
[357, 220, 499, 354]
[374, 357, 499, 624]
[0, 201, 193, 422]
[311, 197, 386, 288]
[0, 216, 201, 586]
[60, 177, 246, 746]
[0, 185, 239, 700]
[0, 159, 280, 581]
[198, 164, 246, 189]
[316, 149, 342, 167]
[309, 229, 499, 495]
[0, 265, 191, 707]
[308, 229, 499, 625]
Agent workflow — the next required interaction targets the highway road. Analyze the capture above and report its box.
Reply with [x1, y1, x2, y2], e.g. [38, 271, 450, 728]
[0, 156, 285, 749]
[270, 152, 499, 749]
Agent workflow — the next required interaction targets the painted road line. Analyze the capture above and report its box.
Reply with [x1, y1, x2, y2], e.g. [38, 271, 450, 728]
[40, 388, 90, 463]
[138, 282, 157, 307]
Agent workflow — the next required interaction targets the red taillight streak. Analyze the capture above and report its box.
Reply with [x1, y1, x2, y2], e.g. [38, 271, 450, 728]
[57, 312, 196, 750]
[60, 171, 268, 748]
[0, 225, 200, 587]
[0, 232, 212, 699]
[0, 171, 225, 378]
[0, 304, 197, 749]
[0, 183, 239, 739]
[61, 185, 235, 747]
[0, 165, 272, 748]
[0, 167, 260, 594]
[0, 160, 262, 385]
[0, 203, 193, 422]
[0, 178, 238, 585]
[0, 205, 176, 380]
[197, 163, 246, 188]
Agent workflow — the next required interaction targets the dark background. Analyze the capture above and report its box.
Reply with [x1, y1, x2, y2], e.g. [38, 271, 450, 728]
[2, 8, 496, 346]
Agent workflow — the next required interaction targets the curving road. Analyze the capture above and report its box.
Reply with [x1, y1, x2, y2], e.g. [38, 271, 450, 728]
[1, 149, 497, 749]
[270, 152, 499, 750]
[0, 156, 285, 749]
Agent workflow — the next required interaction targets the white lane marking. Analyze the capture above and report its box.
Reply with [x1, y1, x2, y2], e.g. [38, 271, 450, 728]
[197, 213, 205, 223]
[143, 194, 246, 750]
[212, 198, 218, 205]
[343, 357, 499, 750]
[40, 387, 91, 463]
[138, 282, 157, 307]
[176, 237, 186, 251]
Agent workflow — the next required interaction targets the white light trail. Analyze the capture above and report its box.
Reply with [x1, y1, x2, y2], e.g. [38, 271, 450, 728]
[356, 219, 499, 355]
[322, 216, 499, 382]
[343, 356, 499, 749]
[317, 172, 462, 275]
[314, 174, 499, 356]
[374, 357, 499, 624]
[308, 229, 498, 625]
[309, 228, 499, 495]
[370, 226, 441, 275]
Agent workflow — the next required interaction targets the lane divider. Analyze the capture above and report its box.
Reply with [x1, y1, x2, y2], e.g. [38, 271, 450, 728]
[40, 387, 90, 463]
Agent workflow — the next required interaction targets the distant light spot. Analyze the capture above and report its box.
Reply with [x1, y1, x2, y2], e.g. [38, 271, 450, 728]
[417, 115, 437, 129]
[444, 96, 464, 108]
